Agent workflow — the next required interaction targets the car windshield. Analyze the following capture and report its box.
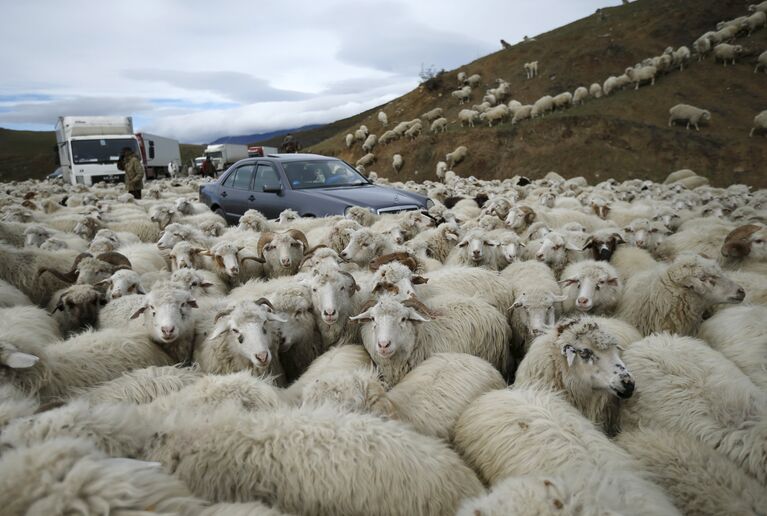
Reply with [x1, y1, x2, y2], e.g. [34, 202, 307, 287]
[71, 138, 139, 165]
[283, 160, 369, 190]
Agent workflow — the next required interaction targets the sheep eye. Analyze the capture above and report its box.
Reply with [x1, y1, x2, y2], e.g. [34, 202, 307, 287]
[262, 327, 267, 335]
[312, 288, 317, 292]
[625, 228, 634, 233]
[595, 284, 601, 290]
[553, 245, 562, 250]
[191, 282, 199, 287]
[232, 328, 239, 334]
[755, 239, 764, 244]
[361, 243, 369, 248]
[237, 335, 244, 343]
[579, 349, 593, 360]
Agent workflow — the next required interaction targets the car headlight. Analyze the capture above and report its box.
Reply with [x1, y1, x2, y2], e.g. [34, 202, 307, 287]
[426, 199, 434, 210]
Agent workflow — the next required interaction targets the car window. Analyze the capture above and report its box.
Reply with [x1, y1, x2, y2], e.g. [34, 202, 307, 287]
[222, 170, 236, 187]
[283, 160, 368, 189]
[231, 164, 256, 190]
[253, 163, 280, 191]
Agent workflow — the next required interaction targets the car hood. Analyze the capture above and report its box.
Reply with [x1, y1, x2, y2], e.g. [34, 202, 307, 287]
[300, 184, 426, 209]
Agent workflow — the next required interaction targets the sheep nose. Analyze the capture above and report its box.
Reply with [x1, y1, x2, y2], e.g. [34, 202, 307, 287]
[280, 258, 291, 266]
[635, 240, 646, 248]
[535, 253, 545, 261]
[323, 309, 336, 317]
[618, 379, 635, 399]
[377, 340, 391, 350]
[230, 266, 240, 274]
[736, 288, 746, 300]
[577, 297, 590, 306]
[340, 251, 348, 258]
[255, 352, 269, 365]
[161, 326, 175, 338]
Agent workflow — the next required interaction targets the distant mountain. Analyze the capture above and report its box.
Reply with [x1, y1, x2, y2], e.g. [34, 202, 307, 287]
[211, 125, 323, 145]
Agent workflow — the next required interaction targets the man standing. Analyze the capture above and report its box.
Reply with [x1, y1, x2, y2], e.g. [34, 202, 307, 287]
[201, 156, 216, 178]
[122, 147, 144, 199]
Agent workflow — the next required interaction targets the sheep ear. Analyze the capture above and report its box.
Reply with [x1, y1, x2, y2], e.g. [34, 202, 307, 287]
[208, 324, 230, 341]
[135, 285, 146, 295]
[186, 299, 199, 309]
[606, 277, 619, 286]
[412, 276, 429, 285]
[94, 278, 111, 288]
[130, 305, 148, 320]
[267, 312, 288, 323]
[559, 278, 578, 287]
[457, 240, 468, 248]
[562, 344, 577, 367]
[406, 308, 431, 322]
[580, 238, 594, 251]
[349, 309, 373, 323]
[565, 241, 583, 251]
[549, 292, 568, 302]
[517, 241, 526, 248]
[445, 232, 459, 241]
[3, 351, 39, 369]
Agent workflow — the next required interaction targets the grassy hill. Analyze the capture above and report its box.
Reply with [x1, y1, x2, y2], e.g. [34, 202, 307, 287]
[0, 128, 204, 182]
[306, 0, 767, 188]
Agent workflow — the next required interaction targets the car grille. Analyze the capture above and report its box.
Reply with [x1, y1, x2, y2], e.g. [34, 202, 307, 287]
[376, 205, 421, 215]
[92, 174, 123, 184]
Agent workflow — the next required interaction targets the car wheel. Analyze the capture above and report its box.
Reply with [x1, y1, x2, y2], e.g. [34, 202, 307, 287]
[213, 206, 228, 223]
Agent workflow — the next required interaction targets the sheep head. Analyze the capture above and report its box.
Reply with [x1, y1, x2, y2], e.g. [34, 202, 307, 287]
[721, 224, 766, 260]
[208, 299, 286, 372]
[457, 230, 498, 265]
[350, 295, 436, 359]
[49, 284, 106, 336]
[511, 290, 567, 340]
[559, 262, 621, 314]
[149, 206, 177, 229]
[130, 282, 199, 348]
[369, 252, 418, 272]
[257, 230, 308, 274]
[95, 269, 145, 300]
[582, 231, 625, 261]
[505, 205, 536, 230]
[309, 265, 360, 325]
[667, 254, 745, 305]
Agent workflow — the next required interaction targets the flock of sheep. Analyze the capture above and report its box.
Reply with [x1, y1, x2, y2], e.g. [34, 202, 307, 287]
[344, 1, 767, 177]
[1, 156, 767, 514]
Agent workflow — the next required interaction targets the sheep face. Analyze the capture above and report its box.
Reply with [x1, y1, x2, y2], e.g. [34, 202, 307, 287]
[623, 219, 656, 250]
[156, 226, 185, 250]
[24, 226, 50, 248]
[559, 264, 621, 314]
[351, 296, 431, 359]
[73, 217, 100, 240]
[309, 267, 359, 325]
[130, 284, 198, 344]
[169, 242, 204, 271]
[238, 209, 269, 232]
[497, 235, 525, 264]
[533, 232, 577, 269]
[278, 209, 299, 225]
[512, 291, 566, 339]
[96, 270, 145, 300]
[652, 209, 681, 231]
[370, 262, 425, 301]
[49, 284, 105, 336]
[149, 206, 176, 229]
[209, 301, 286, 371]
[505, 206, 536, 231]
[262, 233, 305, 274]
[174, 198, 193, 215]
[273, 293, 316, 352]
[721, 224, 767, 261]
[206, 242, 244, 277]
[340, 229, 382, 266]
[668, 255, 745, 305]
[556, 320, 634, 399]
[457, 230, 498, 265]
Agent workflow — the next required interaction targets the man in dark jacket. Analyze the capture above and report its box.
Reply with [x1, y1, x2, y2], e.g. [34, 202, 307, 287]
[201, 156, 216, 178]
[122, 147, 144, 199]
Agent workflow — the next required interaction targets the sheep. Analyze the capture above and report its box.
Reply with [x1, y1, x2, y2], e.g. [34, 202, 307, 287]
[0, 279, 32, 307]
[392, 153, 404, 173]
[361, 134, 377, 153]
[421, 107, 444, 122]
[466, 73, 482, 87]
[285, 344, 373, 403]
[621, 333, 767, 485]
[47, 283, 105, 336]
[478, 104, 510, 126]
[501, 260, 566, 354]
[511, 104, 533, 124]
[524, 61, 538, 79]
[451, 86, 472, 104]
[615, 426, 767, 516]
[308, 263, 361, 347]
[445, 228, 502, 269]
[430, 117, 448, 133]
[603, 76, 619, 95]
[23, 224, 87, 251]
[304, 353, 505, 440]
[609, 245, 657, 282]
[750, 110, 767, 136]
[552, 91, 572, 109]
[156, 222, 212, 250]
[623, 217, 667, 251]
[750, 1, 767, 13]
[0, 437, 201, 516]
[340, 227, 400, 266]
[693, 35, 712, 60]
[559, 260, 622, 315]
[457, 71, 467, 84]
[720, 223, 767, 272]
[74, 365, 203, 404]
[170, 267, 227, 298]
[0, 305, 61, 361]
[526, 230, 579, 276]
[625, 65, 657, 89]
[350, 294, 510, 385]
[588, 82, 603, 98]
[453, 387, 680, 514]
[237, 208, 271, 232]
[572, 86, 588, 105]
[531, 95, 554, 118]
[713, 43, 744, 65]
[353, 127, 367, 141]
[0, 327, 173, 400]
[194, 299, 287, 384]
[445, 145, 468, 168]
[142, 403, 484, 513]
[741, 10, 767, 34]
[698, 305, 767, 390]
[355, 152, 376, 168]
[515, 317, 635, 436]
[756, 50, 767, 73]
[378, 129, 398, 145]
[377, 110, 388, 126]
[668, 103, 711, 131]
[0, 243, 83, 305]
[252, 229, 308, 278]
[617, 253, 744, 336]
[404, 121, 422, 139]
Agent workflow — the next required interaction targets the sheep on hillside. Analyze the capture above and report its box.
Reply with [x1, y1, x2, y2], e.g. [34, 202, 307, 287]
[446, 146, 468, 168]
[750, 110, 767, 136]
[668, 104, 711, 131]
[572, 86, 589, 105]
[713, 43, 744, 65]
[524, 61, 538, 79]
[377, 110, 388, 126]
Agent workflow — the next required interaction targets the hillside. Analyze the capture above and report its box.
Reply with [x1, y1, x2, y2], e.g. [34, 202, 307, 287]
[0, 128, 204, 182]
[212, 124, 322, 145]
[307, 0, 767, 188]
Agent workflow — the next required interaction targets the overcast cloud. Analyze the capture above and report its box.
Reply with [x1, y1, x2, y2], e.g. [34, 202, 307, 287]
[0, 0, 613, 142]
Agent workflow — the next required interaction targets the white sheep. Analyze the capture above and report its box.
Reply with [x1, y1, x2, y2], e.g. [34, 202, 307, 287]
[143, 403, 485, 513]
[741, 10, 766, 34]
[391, 154, 404, 174]
[0, 305, 60, 356]
[511, 104, 533, 124]
[421, 107, 444, 122]
[453, 387, 680, 514]
[750, 1, 767, 13]
[350, 293, 510, 384]
[672, 45, 691, 70]
[698, 305, 767, 390]
[356, 152, 376, 168]
[616, 253, 744, 336]
[451, 86, 472, 104]
[430, 117, 448, 133]
[515, 317, 635, 435]
[457, 71, 467, 84]
[445, 228, 502, 269]
[668, 103, 711, 131]
[621, 333, 767, 485]
[625, 65, 657, 89]
[308, 263, 362, 347]
[713, 43, 744, 65]
[693, 35, 712, 60]
[615, 426, 767, 516]
[404, 122, 422, 139]
[361, 134, 377, 153]
[559, 260, 622, 315]
[456, 109, 477, 127]
[445, 145, 468, 168]
[479, 104, 510, 126]
[531, 95, 554, 118]
[589, 82, 603, 98]
[252, 229, 308, 278]
[524, 61, 538, 79]
[0, 243, 80, 305]
[466, 73, 482, 87]
[750, 110, 767, 136]
[377, 110, 388, 126]
[756, 50, 767, 73]
[552, 91, 572, 109]
[572, 86, 588, 105]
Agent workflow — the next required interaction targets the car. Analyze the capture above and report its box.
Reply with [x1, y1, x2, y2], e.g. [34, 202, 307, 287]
[199, 153, 432, 223]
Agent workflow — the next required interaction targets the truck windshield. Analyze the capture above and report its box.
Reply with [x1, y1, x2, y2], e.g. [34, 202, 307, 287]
[71, 138, 138, 165]
[283, 160, 370, 190]
[205, 152, 223, 159]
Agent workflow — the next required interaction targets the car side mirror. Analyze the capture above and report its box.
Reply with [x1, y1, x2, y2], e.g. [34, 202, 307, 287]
[263, 184, 283, 194]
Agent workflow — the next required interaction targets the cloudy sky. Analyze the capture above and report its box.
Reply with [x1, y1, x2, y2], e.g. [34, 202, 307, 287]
[0, 0, 613, 143]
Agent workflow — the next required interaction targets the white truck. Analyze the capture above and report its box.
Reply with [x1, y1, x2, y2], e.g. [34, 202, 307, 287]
[204, 143, 248, 172]
[55, 116, 140, 186]
[135, 132, 181, 179]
